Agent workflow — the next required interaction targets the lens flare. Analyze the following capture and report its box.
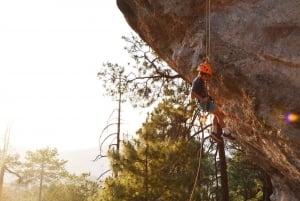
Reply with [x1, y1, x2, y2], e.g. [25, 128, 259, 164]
[285, 113, 299, 123]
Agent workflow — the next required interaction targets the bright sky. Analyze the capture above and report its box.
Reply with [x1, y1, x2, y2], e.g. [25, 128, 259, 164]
[0, 0, 143, 151]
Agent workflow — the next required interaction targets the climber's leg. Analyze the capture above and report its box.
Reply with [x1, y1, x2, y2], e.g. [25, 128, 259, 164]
[210, 108, 235, 140]
[210, 116, 222, 143]
[210, 108, 226, 129]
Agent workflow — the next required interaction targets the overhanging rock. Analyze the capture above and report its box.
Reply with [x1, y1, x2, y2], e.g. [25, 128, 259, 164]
[117, 0, 300, 200]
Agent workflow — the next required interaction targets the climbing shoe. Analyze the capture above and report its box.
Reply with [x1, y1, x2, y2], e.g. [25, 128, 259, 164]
[222, 133, 235, 140]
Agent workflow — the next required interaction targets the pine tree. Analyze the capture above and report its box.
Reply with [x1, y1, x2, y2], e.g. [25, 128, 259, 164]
[43, 173, 99, 201]
[98, 34, 182, 108]
[20, 147, 68, 201]
[0, 127, 22, 201]
[228, 149, 267, 201]
[95, 98, 222, 201]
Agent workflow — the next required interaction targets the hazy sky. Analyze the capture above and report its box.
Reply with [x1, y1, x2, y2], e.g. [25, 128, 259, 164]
[0, 0, 144, 151]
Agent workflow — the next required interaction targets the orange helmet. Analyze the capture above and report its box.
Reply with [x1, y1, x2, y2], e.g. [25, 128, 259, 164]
[198, 61, 212, 75]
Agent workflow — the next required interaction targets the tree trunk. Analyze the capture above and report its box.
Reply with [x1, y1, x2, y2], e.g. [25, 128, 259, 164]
[217, 123, 230, 201]
[0, 130, 9, 201]
[0, 166, 4, 201]
[39, 163, 44, 201]
[262, 171, 272, 201]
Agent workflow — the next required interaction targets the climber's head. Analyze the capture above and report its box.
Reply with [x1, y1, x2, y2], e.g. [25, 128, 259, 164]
[198, 60, 212, 80]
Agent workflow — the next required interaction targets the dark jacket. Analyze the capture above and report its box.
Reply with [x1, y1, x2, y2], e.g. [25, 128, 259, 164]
[191, 76, 208, 102]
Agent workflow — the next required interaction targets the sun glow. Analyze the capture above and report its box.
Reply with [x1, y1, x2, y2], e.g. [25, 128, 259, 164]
[285, 112, 299, 123]
[0, 0, 136, 150]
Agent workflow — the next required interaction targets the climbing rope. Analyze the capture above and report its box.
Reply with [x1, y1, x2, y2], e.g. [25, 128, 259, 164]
[188, 2, 212, 199]
[205, 0, 211, 61]
[188, 128, 211, 201]
[188, 137, 204, 201]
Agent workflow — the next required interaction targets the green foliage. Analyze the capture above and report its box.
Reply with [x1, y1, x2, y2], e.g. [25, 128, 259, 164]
[228, 150, 264, 201]
[9, 185, 39, 201]
[2, 149, 100, 201]
[21, 147, 68, 185]
[17, 147, 68, 201]
[94, 99, 220, 201]
[97, 63, 127, 103]
[43, 173, 100, 201]
[0, 151, 22, 184]
[98, 34, 183, 107]
[4, 154, 22, 174]
[3, 173, 100, 201]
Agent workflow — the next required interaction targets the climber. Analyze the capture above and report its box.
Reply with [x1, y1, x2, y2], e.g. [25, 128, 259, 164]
[191, 60, 234, 140]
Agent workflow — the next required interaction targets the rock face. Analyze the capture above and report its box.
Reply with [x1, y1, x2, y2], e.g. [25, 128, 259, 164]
[117, 0, 300, 200]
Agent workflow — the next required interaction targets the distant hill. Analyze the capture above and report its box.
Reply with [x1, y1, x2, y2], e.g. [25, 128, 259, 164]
[60, 147, 111, 180]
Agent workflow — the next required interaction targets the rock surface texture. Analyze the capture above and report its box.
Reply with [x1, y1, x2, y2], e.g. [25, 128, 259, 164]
[117, 0, 300, 200]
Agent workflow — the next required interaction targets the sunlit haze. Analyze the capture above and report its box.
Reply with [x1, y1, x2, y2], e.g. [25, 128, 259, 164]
[0, 0, 145, 151]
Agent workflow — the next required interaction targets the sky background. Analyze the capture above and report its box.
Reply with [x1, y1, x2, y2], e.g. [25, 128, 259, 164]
[0, 0, 145, 151]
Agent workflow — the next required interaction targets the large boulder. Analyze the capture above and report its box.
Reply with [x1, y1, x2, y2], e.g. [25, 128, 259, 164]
[117, 0, 300, 200]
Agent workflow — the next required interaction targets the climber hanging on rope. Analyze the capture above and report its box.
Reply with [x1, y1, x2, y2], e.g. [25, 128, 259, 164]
[191, 59, 235, 141]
